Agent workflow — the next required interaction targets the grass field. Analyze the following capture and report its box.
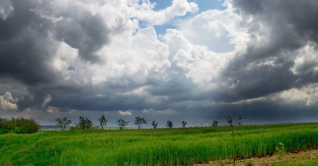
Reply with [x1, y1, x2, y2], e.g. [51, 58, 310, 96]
[272, 159, 318, 166]
[1, 123, 318, 166]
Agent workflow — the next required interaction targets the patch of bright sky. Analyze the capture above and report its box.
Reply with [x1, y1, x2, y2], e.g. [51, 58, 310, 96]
[193, 0, 226, 12]
[149, 0, 226, 35]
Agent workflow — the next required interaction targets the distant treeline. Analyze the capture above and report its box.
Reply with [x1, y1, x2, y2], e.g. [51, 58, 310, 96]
[56, 115, 182, 131]
[0, 117, 40, 134]
[0, 115, 240, 134]
[57, 115, 229, 131]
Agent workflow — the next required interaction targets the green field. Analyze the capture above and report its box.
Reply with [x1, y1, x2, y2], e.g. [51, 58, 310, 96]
[273, 161, 318, 166]
[1, 123, 318, 166]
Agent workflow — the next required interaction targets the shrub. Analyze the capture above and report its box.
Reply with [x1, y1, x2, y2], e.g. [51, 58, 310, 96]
[0, 117, 40, 134]
[0, 118, 10, 134]
[275, 142, 286, 156]
[247, 160, 254, 166]
[69, 126, 80, 131]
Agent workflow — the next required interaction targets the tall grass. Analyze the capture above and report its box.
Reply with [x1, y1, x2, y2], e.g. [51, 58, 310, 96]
[1, 123, 318, 165]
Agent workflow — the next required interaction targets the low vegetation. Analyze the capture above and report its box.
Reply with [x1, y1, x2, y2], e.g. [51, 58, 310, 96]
[0, 117, 40, 134]
[1, 123, 318, 165]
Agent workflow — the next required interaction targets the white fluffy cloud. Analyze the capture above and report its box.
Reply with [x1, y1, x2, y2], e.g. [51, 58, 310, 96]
[163, 29, 232, 90]
[0, 92, 18, 111]
[53, 26, 171, 89]
[142, 108, 177, 115]
[131, 0, 198, 25]
[292, 43, 318, 75]
[100, 27, 171, 85]
[231, 82, 318, 107]
[177, 2, 249, 53]
[42, 0, 177, 88]
[276, 83, 318, 106]
[118, 110, 132, 116]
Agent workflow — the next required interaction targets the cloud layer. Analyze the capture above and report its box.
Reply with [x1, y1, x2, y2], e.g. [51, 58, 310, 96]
[0, 92, 18, 111]
[0, 0, 317, 126]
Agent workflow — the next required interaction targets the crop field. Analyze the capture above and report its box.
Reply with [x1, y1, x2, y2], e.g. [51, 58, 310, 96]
[1, 123, 318, 166]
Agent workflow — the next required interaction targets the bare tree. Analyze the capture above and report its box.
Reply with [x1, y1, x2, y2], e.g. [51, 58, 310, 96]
[166, 120, 173, 128]
[134, 116, 147, 129]
[152, 121, 158, 129]
[226, 116, 242, 166]
[116, 118, 129, 129]
[99, 115, 107, 130]
[55, 117, 72, 131]
[181, 121, 187, 128]
[212, 120, 218, 127]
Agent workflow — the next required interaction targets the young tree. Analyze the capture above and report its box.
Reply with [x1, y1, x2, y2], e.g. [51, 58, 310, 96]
[134, 116, 147, 129]
[212, 120, 218, 127]
[226, 116, 242, 166]
[166, 120, 173, 128]
[55, 117, 72, 131]
[181, 121, 187, 128]
[78, 116, 85, 130]
[152, 121, 158, 129]
[77, 116, 93, 130]
[99, 115, 107, 130]
[116, 118, 129, 129]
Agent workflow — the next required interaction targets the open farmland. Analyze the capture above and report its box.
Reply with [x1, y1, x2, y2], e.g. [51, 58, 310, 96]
[1, 123, 318, 166]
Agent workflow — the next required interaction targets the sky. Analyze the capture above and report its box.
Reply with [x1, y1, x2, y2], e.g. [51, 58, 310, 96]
[0, 0, 318, 128]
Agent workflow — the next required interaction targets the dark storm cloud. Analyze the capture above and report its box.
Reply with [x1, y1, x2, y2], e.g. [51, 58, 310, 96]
[33, 0, 112, 62]
[52, 11, 110, 63]
[0, 0, 13, 20]
[0, 78, 28, 97]
[16, 80, 155, 112]
[221, 0, 318, 101]
[0, 0, 112, 87]
[0, 0, 60, 85]
[146, 72, 197, 98]
[0, 0, 125, 113]
[200, 102, 318, 125]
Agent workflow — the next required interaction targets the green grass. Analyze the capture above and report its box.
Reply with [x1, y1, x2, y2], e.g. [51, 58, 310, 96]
[1, 123, 318, 166]
[273, 159, 318, 166]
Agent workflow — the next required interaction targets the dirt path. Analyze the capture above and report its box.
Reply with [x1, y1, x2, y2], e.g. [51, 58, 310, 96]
[195, 149, 318, 166]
